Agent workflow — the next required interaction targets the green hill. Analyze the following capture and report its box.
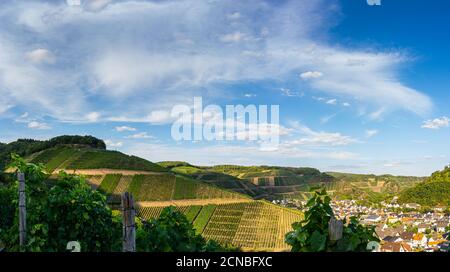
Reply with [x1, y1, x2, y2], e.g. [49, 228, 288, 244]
[0, 135, 106, 171]
[399, 166, 450, 206]
[29, 146, 167, 173]
[90, 173, 246, 204]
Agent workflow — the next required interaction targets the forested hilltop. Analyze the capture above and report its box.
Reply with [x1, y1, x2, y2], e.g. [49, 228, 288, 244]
[0, 136, 105, 170]
[399, 166, 450, 206]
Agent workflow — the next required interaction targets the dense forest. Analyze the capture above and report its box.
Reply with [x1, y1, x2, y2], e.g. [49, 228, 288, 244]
[399, 166, 450, 206]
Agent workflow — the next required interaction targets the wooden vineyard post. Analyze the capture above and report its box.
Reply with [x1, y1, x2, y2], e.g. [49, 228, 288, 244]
[328, 217, 343, 241]
[18, 172, 27, 249]
[121, 192, 136, 252]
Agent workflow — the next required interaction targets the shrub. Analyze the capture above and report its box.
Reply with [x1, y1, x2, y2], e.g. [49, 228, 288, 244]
[285, 189, 379, 252]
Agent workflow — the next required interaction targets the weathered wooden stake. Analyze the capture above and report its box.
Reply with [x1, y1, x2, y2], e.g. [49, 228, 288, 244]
[328, 217, 343, 241]
[18, 172, 27, 249]
[121, 192, 136, 252]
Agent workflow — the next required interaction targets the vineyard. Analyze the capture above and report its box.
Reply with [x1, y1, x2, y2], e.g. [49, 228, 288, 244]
[98, 174, 122, 194]
[89, 173, 245, 203]
[29, 146, 167, 173]
[173, 176, 241, 200]
[137, 205, 203, 223]
[136, 201, 303, 251]
[126, 174, 175, 201]
[30, 147, 79, 172]
[66, 150, 166, 172]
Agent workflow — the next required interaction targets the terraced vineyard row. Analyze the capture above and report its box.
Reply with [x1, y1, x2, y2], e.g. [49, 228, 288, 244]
[193, 205, 217, 235]
[128, 174, 176, 201]
[113, 175, 133, 194]
[98, 174, 122, 194]
[31, 147, 80, 172]
[174, 176, 241, 200]
[85, 175, 104, 189]
[137, 205, 203, 223]
[66, 150, 166, 172]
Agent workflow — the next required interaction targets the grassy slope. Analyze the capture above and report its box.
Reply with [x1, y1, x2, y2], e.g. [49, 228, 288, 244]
[28, 146, 167, 172]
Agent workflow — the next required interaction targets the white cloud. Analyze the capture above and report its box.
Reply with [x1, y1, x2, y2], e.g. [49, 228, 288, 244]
[104, 139, 123, 148]
[325, 99, 337, 105]
[244, 93, 256, 98]
[342, 102, 351, 107]
[287, 122, 358, 147]
[320, 114, 336, 124]
[365, 129, 378, 138]
[147, 110, 173, 124]
[27, 121, 51, 130]
[115, 126, 136, 132]
[220, 31, 249, 43]
[421, 116, 449, 130]
[125, 142, 359, 167]
[227, 12, 241, 20]
[0, 0, 433, 122]
[83, 0, 111, 12]
[26, 49, 56, 64]
[85, 112, 101, 122]
[126, 132, 154, 139]
[280, 88, 304, 97]
[300, 71, 323, 80]
[67, 0, 81, 6]
[369, 108, 386, 120]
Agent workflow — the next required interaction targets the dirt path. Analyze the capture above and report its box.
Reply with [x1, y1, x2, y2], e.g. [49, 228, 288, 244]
[53, 168, 170, 176]
[137, 198, 253, 207]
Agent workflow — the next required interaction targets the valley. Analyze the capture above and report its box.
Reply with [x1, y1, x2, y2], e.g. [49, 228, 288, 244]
[0, 136, 448, 252]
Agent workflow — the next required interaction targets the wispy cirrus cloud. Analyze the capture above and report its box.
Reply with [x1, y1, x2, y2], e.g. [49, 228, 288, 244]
[286, 122, 359, 147]
[0, 0, 432, 123]
[115, 126, 136, 132]
[365, 130, 379, 138]
[27, 121, 51, 130]
[125, 132, 154, 139]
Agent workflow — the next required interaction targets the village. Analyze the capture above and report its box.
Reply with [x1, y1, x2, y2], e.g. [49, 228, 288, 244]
[273, 198, 450, 252]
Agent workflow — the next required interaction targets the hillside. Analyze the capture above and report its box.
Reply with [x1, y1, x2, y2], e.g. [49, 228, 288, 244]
[160, 162, 337, 200]
[4, 140, 303, 251]
[0, 135, 105, 171]
[28, 146, 167, 173]
[160, 162, 423, 202]
[399, 166, 450, 206]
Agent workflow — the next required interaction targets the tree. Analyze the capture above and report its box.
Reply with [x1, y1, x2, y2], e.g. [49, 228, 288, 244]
[1, 155, 121, 252]
[285, 189, 379, 252]
[44, 172, 121, 252]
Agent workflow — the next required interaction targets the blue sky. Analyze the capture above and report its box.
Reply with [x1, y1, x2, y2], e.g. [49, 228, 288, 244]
[0, 0, 449, 176]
